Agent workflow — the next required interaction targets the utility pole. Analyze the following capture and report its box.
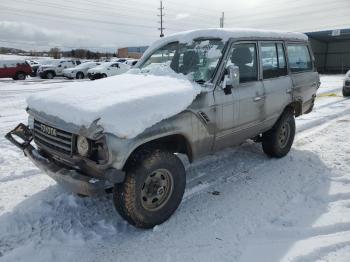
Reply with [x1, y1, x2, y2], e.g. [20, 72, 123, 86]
[220, 12, 225, 28]
[158, 1, 165, 37]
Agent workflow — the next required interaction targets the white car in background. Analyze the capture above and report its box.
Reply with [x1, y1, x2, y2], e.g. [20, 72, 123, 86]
[343, 70, 350, 97]
[125, 59, 139, 67]
[63, 62, 101, 79]
[87, 62, 130, 80]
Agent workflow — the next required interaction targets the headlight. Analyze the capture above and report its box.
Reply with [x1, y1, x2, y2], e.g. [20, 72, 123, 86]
[77, 136, 90, 157]
[28, 115, 34, 129]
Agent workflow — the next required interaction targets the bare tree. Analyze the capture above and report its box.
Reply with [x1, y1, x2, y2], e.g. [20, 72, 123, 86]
[49, 47, 61, 59]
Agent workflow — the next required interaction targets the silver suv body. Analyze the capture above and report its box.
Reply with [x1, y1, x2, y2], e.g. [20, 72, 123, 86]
[6, 29, 319, 228]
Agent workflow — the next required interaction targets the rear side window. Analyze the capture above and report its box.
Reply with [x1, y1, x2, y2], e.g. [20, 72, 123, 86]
[287, 44, 312, 72]
[261, 43, 287, 79]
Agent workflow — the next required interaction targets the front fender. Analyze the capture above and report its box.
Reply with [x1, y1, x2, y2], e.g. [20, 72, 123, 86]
[106, 110, 214, 170]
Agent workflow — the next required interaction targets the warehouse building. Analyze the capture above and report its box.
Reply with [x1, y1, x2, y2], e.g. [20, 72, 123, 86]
[307, 28, 350, 73]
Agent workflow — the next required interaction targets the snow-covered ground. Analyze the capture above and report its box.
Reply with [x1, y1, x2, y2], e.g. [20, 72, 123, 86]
[0, 75, 349, 261]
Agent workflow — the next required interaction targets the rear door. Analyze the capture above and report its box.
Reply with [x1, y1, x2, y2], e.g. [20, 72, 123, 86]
[286, 43, 319, 113]
[260, 41, 292, 122]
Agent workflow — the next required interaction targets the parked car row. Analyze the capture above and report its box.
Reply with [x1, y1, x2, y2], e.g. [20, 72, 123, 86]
[0, 57, 139, 81]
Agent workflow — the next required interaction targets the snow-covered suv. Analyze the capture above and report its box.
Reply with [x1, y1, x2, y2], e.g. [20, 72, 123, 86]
[6, 29, 319, 229]
[37, 60, 81, 79]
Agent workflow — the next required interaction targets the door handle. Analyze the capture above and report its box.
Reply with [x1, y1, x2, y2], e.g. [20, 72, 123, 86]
[254, 96, 263, 102]
[286, 88, 293, 94]
[311, 82, 317, 87]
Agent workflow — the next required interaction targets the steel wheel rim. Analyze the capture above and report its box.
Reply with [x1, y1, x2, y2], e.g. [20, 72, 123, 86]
[18, 74, 25, 80]
[278, 122, 291, 148]
[141, 169, 174, 211]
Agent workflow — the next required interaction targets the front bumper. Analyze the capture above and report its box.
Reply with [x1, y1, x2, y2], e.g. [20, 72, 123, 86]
[63, 72, 75, 79]
[5, 124, 124, 196]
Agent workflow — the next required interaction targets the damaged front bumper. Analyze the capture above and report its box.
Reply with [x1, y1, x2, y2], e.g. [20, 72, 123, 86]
[5, 123, 124, 196]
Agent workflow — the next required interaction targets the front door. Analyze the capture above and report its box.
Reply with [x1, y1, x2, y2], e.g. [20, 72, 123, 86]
[214, 42, 265, 150]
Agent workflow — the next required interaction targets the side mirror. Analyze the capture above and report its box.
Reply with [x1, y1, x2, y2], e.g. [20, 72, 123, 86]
[222, 64, 239, 94]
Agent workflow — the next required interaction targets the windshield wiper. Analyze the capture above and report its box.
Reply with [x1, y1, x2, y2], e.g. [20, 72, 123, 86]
[195, 79, 206, 84]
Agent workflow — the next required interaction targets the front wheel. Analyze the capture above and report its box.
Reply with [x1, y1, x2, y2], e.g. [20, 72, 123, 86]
[262, 108, 295, 158]
[16, 72, 26, 80]
[113, 148, 186, 229]
[45, 71, 55, 79]
[101, 73, 107, 78]
[76, 72, 84, 79]
[343, 87, 350, 97]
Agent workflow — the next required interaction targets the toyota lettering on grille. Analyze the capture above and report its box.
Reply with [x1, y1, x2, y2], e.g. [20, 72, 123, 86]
[40, 124, 57, 137]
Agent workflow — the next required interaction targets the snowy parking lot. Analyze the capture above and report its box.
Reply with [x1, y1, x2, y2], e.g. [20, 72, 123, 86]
[0, 75, 350, 261]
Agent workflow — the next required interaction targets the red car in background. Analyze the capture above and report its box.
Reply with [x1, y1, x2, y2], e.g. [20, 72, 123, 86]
[0, 60, 32, 80]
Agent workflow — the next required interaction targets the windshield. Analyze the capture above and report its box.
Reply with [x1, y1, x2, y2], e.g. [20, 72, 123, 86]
[139, 39, 225, 83]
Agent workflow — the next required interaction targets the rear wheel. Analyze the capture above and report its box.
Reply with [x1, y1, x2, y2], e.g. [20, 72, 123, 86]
[113, 148, 186, 228]
[343, 87, 350, 97]
[262, 108, 295, 158]
[76, 72, 84, 79]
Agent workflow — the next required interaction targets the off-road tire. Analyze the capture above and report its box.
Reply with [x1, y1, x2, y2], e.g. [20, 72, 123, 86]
[262, 108, 295, 158]
[343, 87, 350, 97]
[76, 72, 84, 79]
[113, 148, 186, 229]
[45, 71, 55, 79]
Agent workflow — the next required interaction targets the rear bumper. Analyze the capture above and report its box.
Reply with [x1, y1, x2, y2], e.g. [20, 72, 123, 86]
[5, 124, 124, 196]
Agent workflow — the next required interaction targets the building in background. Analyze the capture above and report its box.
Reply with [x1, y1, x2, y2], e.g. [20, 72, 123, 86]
[117, 46, 148, 59]
[306, 28, 350, 74]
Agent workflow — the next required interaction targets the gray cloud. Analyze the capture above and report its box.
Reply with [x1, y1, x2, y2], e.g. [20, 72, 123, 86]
[0, 21, 95, 49]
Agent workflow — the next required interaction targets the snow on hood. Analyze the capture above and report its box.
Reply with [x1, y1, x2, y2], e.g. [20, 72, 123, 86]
[27, 72, 201, 138]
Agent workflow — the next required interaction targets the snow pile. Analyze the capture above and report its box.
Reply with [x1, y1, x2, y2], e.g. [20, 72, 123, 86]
[27, 72, 201, 138]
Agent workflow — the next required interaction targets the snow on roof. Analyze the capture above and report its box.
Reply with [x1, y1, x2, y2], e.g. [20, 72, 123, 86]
[142, 28, 308, 59]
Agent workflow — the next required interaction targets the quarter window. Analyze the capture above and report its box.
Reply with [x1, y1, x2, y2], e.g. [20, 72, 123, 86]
[261, 43, 287, 79]
[287, 44, 312, 72]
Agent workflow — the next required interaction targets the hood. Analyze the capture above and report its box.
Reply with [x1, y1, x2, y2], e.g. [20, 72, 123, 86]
[27, 73, 201, 138]
[88, 65, 107, 73]
[63, 67, 75, 73]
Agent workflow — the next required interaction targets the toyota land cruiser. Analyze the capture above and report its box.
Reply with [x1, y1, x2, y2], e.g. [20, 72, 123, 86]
[6, 29, 319, 228]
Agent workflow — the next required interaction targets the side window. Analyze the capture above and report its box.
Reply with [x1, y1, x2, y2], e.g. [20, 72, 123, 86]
[142, 42, 178, 68]
[226, 43, 258, 83]
[261, 43, 287, 79]
[287, 44, 312, 72]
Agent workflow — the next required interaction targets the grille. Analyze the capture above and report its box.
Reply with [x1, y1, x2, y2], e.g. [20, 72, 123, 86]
[33, 120, 73, 155]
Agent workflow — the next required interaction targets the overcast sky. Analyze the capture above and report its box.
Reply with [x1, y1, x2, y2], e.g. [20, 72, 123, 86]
[1, 0, 350, 51]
